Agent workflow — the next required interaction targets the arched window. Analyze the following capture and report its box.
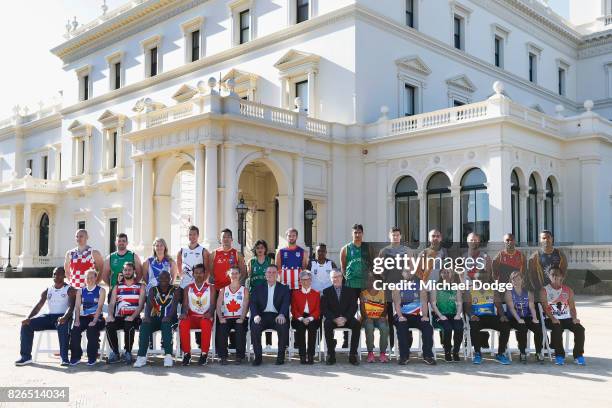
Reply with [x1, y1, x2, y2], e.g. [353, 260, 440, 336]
[39, 213, 49, 256]
[460, 168, 489, 242]
[427, 172, 452, 242]
[395, 176, 419, 244]
[544, 178, 554, 236]
[527, 174, 538, 244]
[511, 170, 520, 241]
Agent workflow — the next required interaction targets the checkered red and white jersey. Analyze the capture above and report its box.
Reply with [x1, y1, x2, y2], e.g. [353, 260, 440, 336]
[69, 246, 95, 289]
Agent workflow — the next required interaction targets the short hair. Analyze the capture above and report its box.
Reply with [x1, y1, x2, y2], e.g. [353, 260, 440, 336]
[330, 268, 343, 277]
[315, 242, 327, 250]
[188, 225, 200, 235]
[509, 270, 522, 281]
[86, 268, 98, 276]
[549, 267, 565, 278]
[389, 226, 401, 233]
[467, 232, 480, 240]
[76, 229, 88, 237]
[122, 262, 136, 271]
[193, 263, 206, 273]
[227, 265, 240, 275]
[504, 232, 515, 240]
[285, 228, 298, 237]
[428, 229, 441, 236]
[220, 228, 233, 238]
[540, 230, 553, 238]
[53, 266, 66, 276]
[299, 270, 312, 280]
[266, 264, 279, 272]
[116, 233, 128, 241]
[251, 239, 268, 256]
[352, 224, 364, 232]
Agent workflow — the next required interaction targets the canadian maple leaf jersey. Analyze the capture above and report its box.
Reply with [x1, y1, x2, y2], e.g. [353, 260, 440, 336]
[221, 285, 246, 318]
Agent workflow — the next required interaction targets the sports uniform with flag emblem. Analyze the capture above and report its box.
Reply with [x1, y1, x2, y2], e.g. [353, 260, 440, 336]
[69, 246, 95, 289]
[279, 246, 304, 290]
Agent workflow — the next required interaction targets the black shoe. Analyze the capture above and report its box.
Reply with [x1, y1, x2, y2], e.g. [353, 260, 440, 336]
[182, 353, 191, 366]
[198, 353, 208, 366]
[398, 357, 409, 365]
[444, 352, 453, 362]
[220, 357, 228, 366]
[252, 358, 262, 366]
[453, 353, 461, 362]
[520, 353, 527, 363]
[349, 354, 359, 366]
[275, 357, 285, 365]
[15, 357, 32, 366]
[306, 355, 314, 365]
[424, 357, 437, 365]
[299, 355, 307, 364]
[326, 354, 336, 365]
[235, 357, 243, 365]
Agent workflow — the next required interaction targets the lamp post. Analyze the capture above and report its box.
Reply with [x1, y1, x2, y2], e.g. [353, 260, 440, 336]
[304, 207, 317, 260]
[235, 197, 249, 255]
[6, 227, 13, 272]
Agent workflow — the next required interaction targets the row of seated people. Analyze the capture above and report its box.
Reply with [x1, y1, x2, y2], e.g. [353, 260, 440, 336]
[15, 260, 586, 367]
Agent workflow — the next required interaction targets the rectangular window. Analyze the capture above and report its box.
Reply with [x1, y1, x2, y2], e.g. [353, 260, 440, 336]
[150, 47, 158, 77]
[494, 36, 502, 68]
[558, 67, 566, 96]
[80, 140, 86, 175]
[191, 30, 200, 62]
[83, 75, 89, 101]
[404, 84, 415, 116]
[529, 53, 537, 83]
[114, 62, 121, 90]
[239, 9, 250, 44]
[112, 131, 118, 168]
[42, 156, 48, 180]
[295, 80, 308, 112]
[297, 0, 309, 23]
[406, 0, 414, 27]
[109, 218, 118, 253]
[26, 159, 33, 173]
[454, 16, 463, 50]
[77, 220, 86, 230]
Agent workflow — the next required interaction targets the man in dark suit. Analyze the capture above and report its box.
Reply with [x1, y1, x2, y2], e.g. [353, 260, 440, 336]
[321, 269, 361, 365]
[250, 264, 291, 365]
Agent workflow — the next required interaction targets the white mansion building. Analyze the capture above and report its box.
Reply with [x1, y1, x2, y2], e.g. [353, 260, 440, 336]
[1, 0, 612, 273]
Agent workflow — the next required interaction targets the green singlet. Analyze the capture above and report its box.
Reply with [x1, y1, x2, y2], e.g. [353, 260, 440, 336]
[109, 250, 135, 287]
[436, 289, 457, 316]
[344, 242, 365, 289]
[248, 257, 270, 293]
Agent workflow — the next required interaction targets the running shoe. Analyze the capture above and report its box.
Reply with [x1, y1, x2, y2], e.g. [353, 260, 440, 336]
[472, 352, 482, 365]
[453, 353, 461, 362]
[60, 360, 70, 367]
[574, 356, 586, 366]
[87, 360, 97, 366]
[69, 360, 80, 367]
[444, 352, 453, 362]
[106, 351, 120, 364]
[519, 353, 527, 363]
[123, 352, 133, 364]
[535, 353, 545, 363]
[495, 354, 511, 365]
[133, 356, 147, 368]
[555, 355, 565, 365]
[366, 352, 375, 363]
[379, 352, 389, 363]
[164, 354, 174, 367]
[198, 353, 208, 365]
[14, 357, 32, 366]
[423, 357, 437, 365]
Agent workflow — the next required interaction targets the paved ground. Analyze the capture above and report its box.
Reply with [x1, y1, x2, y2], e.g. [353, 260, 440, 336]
[0, 279, 611, 407]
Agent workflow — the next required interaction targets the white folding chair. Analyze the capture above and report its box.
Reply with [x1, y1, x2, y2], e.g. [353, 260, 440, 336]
[288, 328, 322, 361]
[33, 330, 62, 362]
[393, 327, 423, 360]
[323, 327, 362, 360]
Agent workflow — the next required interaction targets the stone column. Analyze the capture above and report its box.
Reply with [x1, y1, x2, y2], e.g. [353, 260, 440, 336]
[133, 159, 142, 247]
[9, 205, 18, 261]
[418, 189, 427, 243]
[194, 144, 205, 229]
[487, 146, 512, 241]
[140, 158, 153, 247]
[204, 142, 219, 248]
[579, 156, 601, 242]
[154, 194, 171, 240]
[451, 185, 461, 243]
[293, 154, 305, 245]
[537, 190, 546, 234]
[21, 203, 32, 257]
[376, 161, 388, 240]
[52, 208, 60, 258]
[223, 143, 238, 235]
[307, 70, 317, 117]
[519, 190, 528, 244]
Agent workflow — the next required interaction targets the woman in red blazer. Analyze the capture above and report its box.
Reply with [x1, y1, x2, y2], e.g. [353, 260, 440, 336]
[290, 270, 321, 364]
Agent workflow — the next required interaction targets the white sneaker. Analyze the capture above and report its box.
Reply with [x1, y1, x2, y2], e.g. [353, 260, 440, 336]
[164, 354, 174, 367]
[133, 356, 147, 368]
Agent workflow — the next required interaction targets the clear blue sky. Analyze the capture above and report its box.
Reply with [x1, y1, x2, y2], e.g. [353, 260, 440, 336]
[0, 0, 570, 119]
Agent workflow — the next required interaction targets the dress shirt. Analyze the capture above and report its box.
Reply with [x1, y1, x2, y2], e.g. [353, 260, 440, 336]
[264, 283, 278, 313]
